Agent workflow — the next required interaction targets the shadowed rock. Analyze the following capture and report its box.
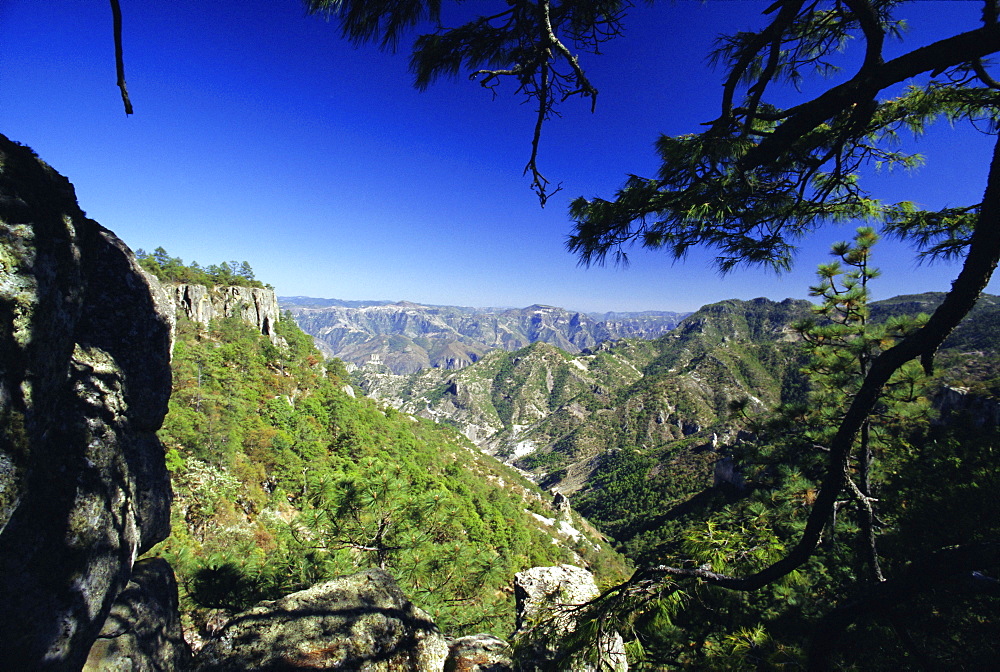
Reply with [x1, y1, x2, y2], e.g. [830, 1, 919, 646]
[83, 557, 193, 671]
[0, 134, 174, 670]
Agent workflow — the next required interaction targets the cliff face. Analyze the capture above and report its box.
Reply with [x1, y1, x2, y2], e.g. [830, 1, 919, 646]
[934, 386, 1000, 427]
[172, 283, 281, 343]
[0, 134, 175, 669]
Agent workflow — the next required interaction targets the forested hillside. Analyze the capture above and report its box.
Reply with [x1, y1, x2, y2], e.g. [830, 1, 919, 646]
[146, 292, 628, 643]
[139, 259, 1000, 667]
[359, 299, 809, 474]
[352, 281, 1000, 667]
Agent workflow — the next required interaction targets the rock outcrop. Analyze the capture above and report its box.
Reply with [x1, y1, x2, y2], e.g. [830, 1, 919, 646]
[0, 134, 175, 669]
[934, 385, 1000, 428]
[514, 565, 628, 672]
[83, 557, 193, 671]
[172, 282, 281, 343]
[193, 569, 449, 671]
[445, 634, 513, 672]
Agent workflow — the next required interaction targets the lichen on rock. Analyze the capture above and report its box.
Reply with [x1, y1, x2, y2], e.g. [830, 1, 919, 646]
[0, 133, 175, 670]
[513, 565, 628, 672]
[83, 557, 193, 671]
[194, 568, 449, 671]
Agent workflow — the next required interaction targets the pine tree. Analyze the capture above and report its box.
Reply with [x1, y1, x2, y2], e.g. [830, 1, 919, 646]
[794, 229, 929, 584]
[302, 4, 1000, 662]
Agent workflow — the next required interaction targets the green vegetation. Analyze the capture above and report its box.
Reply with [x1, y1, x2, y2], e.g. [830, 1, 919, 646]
[136, 246, 268, 288]
[555, 234, 1000, 668]
[150, 303, 627, 638]
[306, 2, 1000, 667]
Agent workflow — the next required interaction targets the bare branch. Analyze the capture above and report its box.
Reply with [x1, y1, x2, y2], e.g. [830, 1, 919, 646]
[110, 0, 133, 115]
[972, 57, 1000, 90]
[524, 59, 563, 206]
[539, 0, 598, 112]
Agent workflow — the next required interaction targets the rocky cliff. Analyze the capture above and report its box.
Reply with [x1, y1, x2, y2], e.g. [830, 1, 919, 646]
[0, 133, 175, 669]
[172, 283, 281, 344]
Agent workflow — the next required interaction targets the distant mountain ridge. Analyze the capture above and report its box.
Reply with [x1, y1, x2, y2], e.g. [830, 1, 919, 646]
[280, 297, 689, 374]
[356, 297, 813, 489]
[355, 292, 1000, 560]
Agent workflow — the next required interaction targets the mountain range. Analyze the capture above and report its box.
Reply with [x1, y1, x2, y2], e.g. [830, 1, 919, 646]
[310, 292, 1000, 561]
[279, 297, 688, 374]
[354, 297, 812, 488]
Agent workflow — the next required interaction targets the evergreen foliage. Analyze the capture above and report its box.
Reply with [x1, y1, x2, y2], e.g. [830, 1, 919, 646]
[564, 236, 1000, 668]
[150, 303, 627, 639]
[302, 2, 1000, 666]
[135, 246, 268, 288]
[365, 276, 999, 666]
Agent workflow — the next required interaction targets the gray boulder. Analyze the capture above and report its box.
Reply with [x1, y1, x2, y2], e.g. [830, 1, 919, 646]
[514, 565, 627, 672]
[0, 134, 175, 670]
[194, 569, 449, 671]
[445, 633, 513, 672]
[83, 557, 193, 671]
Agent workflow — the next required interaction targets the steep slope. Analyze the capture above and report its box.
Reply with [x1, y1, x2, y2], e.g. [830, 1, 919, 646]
[362, 292, 1000, 564]
[283, 298, 687, 373]
[148, 296, 627, 643]
[0, 134, 175, 669]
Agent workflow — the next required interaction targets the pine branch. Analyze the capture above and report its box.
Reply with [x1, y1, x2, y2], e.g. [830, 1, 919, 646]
[742, 24, 1000, 172]
[807, 542, 1000, 669]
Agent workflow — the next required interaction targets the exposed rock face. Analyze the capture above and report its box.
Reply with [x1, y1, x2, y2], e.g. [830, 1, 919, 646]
[934, 385, 1000, 428]
[514, 565, 627, 672]
[0, 134, 174, 669]
[445, 634, 513, 672]
[194, 569, 449, 671]
[172, 282, 281, 343]
[83, 557, 193, 671]
[552, 490, 572, 516]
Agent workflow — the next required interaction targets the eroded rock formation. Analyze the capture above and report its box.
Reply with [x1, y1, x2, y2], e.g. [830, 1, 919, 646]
[0, 134, 175, 670]
[172, 283, 281, 343]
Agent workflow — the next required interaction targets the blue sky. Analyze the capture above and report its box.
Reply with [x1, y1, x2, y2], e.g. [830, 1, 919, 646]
[1, 1, 994, 312]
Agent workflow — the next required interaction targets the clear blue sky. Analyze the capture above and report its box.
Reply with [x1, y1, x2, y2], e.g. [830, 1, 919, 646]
[1, 1, 994, 312]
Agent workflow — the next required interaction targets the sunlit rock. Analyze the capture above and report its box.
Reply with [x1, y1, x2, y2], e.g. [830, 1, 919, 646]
[514, 565, 627, 672]
[193, 569, 448, 671]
